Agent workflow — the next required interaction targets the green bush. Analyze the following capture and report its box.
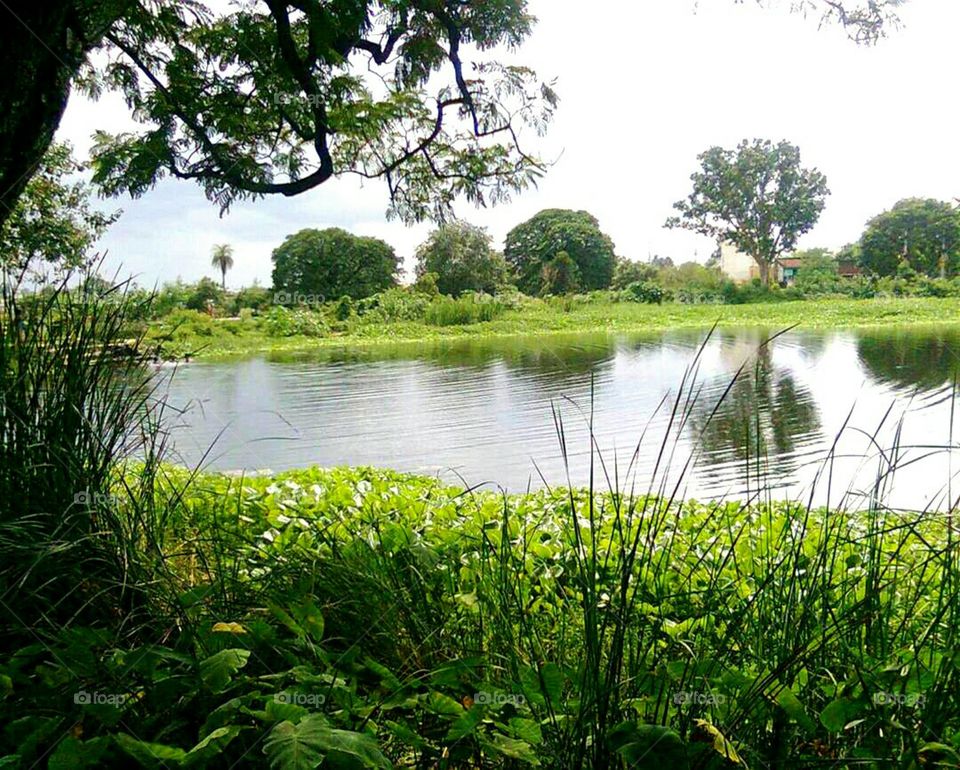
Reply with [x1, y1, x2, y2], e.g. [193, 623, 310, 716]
[622, 280, 665, 304]
[229, 284, 272, 315]
[356, 287, 430, 322]
[185, 277, 224, 312]
[262, 306, 328, 337]
[424, 293, 505, 326]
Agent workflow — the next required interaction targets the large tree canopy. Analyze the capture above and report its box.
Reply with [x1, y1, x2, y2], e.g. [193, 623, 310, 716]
[504, 209, 616, 294]
[271, 227, 399, 300]
[858, 198, 960, 278]
[415, 221, 509, 296]
[667, 139, 830, 287]
[0, 0, 558, 233]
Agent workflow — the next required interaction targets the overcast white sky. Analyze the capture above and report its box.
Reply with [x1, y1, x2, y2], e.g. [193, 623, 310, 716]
[56, 0, 960, 288]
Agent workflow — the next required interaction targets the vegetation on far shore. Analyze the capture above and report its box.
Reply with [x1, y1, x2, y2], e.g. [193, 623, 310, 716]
[146, 294, 960, 360]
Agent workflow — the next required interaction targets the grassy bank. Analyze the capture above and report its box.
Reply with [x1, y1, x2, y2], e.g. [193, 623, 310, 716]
[5, 463, 959, 768]
[149, 295, 960, 359]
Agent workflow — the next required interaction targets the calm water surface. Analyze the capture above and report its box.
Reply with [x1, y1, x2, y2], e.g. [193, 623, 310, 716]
[158, 326, 960, 507]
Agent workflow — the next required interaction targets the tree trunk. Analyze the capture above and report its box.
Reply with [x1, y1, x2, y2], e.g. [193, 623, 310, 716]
[758, 259, 771, 288]
[0, 2, 128, 232]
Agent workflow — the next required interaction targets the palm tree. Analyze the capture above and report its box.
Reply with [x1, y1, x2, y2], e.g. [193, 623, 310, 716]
[210, 244, 234, 289]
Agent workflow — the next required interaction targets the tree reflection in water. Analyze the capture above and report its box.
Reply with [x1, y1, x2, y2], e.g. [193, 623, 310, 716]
[857, 327, 960, 393]
[691, 331, 823, 494]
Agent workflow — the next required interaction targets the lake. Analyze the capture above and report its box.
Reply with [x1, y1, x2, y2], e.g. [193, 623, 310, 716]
[157, 326, 960, 508]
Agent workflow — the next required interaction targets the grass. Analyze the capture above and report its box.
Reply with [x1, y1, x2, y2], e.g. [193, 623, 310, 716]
[150, 295, 960, 360]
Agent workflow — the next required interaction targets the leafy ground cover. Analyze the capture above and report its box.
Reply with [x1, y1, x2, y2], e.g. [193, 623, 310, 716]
[4, 463, 959, 768]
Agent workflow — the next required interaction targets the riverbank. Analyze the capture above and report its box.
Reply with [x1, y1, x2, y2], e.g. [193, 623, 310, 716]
[149, 295, 960, 359]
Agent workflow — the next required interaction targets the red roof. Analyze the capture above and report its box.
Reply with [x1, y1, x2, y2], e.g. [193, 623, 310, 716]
[779, 258, 804, 269]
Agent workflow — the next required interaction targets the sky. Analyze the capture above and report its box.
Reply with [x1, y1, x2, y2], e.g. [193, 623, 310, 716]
[56, 0, 960, 289]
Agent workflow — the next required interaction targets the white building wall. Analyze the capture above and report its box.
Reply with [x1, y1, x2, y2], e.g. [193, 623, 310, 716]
[719, 242, 758, 283]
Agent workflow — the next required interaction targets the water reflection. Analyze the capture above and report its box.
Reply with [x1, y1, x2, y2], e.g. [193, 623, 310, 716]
[691, 336, 823, 494]
[857, 327, 960, 392]
[159, 326, 960, 504]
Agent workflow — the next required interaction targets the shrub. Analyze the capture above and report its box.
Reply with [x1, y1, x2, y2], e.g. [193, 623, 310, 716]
[356, 287, 430, 323]
[262, 306, 328, 337]
[229, 284, 272, 314]
[184, 276, 224, 312]
[424, 293, 505, 326]
[334, 295, 355, 321]
[622, 280, 665, 304]
[612, 257, 658, 289]
[415, 222, 511, 296]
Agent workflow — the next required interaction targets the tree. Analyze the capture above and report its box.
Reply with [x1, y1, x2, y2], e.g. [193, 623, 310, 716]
[0, 2, 555, 234]
[792, 248, 841, 294]
[858, 199, 960, 278]
[210, 244, 235, 290]
[415, 222, 510, 296]
[0, 0, 900, 232]
[612, 258, 658, 290]
[667, 139, 829, 287]
[504, 210, 616, 294]
[540, 251, 580, 296]
[0, 143, 118, 276]
[271, 228, 399, 301]
[185, 277, 224, 313]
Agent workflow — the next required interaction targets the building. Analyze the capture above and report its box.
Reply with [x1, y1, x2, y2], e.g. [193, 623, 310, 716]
[719, 242, 760, 283]
[778, 258, 803, 286]
[719, 242, 862, 286]
[719, 242, 784, 283]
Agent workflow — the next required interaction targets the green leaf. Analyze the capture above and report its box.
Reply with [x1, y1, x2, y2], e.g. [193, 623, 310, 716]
[183, 726, 247, 766]
[48, 737, 110, 770]
[200, 649, 250, 693]
[482, 733, 540, 765]
[774, 687, 816, 732]
[820, 699, 853, 733]
[538, 663, 563, 706]
[607, 722, 688, 769]
[446, 706, 484, 741]
[692, 720, 743, 765]
[508, 718, 543, 746]
[421, 691, 464, 717]
[114, 734, 187, 768]
[264, 716, 391, 770]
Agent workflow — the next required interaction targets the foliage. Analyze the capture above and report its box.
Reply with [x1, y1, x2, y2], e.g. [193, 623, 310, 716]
[263, 306, 328, 337]
[540, 250, 581, 296]
[272, 228, 399, 301]
[505, 210, 616, 294]
[185, 276, 224, 312]
[859, 198, 960, 278]
[792, 248, 842, 294]
[415, 222, 511, 296]
[611, 258, 658, 290]
[657, 261, 726, 303]
[229, 285, 273, 315]
[355, 287, 431, 323]
[0, 143, 119, 274]
[0, 271, 160, 638]
[621, 280, 666, 304]
[85, 1, 556, 224]
[423, 293, 505, 326]
[667, 139, 829, 286]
